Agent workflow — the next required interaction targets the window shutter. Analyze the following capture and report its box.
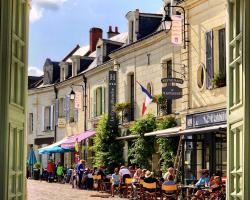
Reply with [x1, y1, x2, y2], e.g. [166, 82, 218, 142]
[93, 90, 96, 117]
[65, 95, 70, 123]
[219, 28, 226, 75]
[74, 109, 78, 122]
[102, 87, 106, 114]
[55, 99, 59, 125]
[206, 30, 214, 89]
[50, 105, 54, 130]
[41, 106, 45, 131]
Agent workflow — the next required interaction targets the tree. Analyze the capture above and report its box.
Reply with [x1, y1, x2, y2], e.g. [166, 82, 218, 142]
[92, 115, 124, 173]
[128, 114, 156, 169]
[156, 117, 178, 172]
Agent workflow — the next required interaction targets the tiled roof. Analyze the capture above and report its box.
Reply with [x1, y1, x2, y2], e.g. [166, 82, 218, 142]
[109, 32, 128, 44]
[66, 45, 90, 62]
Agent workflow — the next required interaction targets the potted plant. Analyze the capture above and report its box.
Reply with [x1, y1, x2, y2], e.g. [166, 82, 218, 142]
[33, 162, 41, 180]
[212, 73, 226, 88]
[113, 102, 130, 124]
[153, 94, 168, 116]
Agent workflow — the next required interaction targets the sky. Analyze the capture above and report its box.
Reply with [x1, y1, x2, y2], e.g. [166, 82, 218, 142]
[28, 0, 164, 76]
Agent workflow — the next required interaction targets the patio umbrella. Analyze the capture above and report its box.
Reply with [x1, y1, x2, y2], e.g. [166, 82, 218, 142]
[28, 147, 37, 178]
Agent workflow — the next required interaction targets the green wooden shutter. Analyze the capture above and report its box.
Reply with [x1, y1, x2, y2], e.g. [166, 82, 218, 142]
[206, 30, 214, 89]
[0, 0, 29, 199]
[102, 87, 106, 114]
[65, 96, 70, 123]
[93, 90, 96, 117]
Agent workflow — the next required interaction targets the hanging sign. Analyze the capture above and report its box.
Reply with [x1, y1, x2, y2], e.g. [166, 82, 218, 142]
[171, 15, 183, 45]
[57, 118, 66, 128]
[161, 78, 184, 84]
[162, 86, 182, 100]
[74, 92, 82, 109]
[108, 71, 117, 125]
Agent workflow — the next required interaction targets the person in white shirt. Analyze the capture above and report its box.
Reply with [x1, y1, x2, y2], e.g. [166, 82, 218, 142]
[119, 166, 131, 184]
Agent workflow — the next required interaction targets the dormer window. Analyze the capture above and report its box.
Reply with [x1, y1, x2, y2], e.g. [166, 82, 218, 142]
[96, 46, 103, 66]
[129, 20, 134, 43]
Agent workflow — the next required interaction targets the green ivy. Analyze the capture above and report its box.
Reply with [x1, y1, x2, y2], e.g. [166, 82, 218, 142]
[156, 117, 178, 172]
[92, 115, 124, 173]
[128, 114, 156, 169]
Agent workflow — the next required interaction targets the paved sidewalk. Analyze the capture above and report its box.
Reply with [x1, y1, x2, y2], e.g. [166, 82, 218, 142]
[27, 179, 127, 200]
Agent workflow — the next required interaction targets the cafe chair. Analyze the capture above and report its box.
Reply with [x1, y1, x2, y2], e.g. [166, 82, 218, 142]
[120, 178, 133, 198]
[161, 184, 178, 200]
[142, 182, 159, 200]
[93, 175, 102, 191]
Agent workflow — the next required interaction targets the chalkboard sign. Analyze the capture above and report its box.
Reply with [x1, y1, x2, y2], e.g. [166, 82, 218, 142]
[162, 86, 182, 100]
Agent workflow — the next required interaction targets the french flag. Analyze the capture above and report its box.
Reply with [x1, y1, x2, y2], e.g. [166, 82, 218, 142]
[138, 82, 153, 116]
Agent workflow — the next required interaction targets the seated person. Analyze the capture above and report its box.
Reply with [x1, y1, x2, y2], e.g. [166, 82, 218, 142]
[119, 166, 131, 184]
[163, 167, 175, 181]
[195, 169, 210, 187]
[209, 176, 224, 199]
[140, 169, 147, 180]
[111, 168, 121, 197]
[132, 168, 142, 185]
[143, 171, 158, 193]
[163, 175, 176, 195]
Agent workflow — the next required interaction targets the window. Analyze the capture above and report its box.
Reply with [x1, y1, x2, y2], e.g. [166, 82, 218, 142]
[44, 106, 51, 131]
[93, 87, 106, 117]
[130, 74, 135, 121]
[29, 113, 33, 134]
[197, 64, 205, 89]
[70, 99, 75, 122]
[206, 27, 226, 89]
[147, 83, 152, 95]
[167, 60, 172, 114]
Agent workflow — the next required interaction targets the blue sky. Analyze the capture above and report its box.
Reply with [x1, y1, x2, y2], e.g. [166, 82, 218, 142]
[29, 0, 164, 76]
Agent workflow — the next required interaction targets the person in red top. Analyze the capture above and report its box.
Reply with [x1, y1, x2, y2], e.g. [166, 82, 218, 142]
[47, 160, 55, 182]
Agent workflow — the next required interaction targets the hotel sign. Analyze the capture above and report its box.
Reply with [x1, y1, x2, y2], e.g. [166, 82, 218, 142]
[162, 86, 182, 100]
[161, 78, 184, 84]
[108, 71, 117, 125]
[186, 109, 227, 129]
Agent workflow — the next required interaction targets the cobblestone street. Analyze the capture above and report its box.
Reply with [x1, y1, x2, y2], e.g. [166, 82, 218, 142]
[27, 180, 127, 200]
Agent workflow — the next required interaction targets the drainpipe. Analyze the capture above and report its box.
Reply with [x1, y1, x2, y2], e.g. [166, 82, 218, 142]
[83, 75, 87, 131]
[54, 85, 58, 143]
[83, 75, 88, 161]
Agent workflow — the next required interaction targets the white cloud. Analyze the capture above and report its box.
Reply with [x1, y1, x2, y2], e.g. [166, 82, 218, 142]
[30, 0, 68, 23]
[28, 66, 43, 76]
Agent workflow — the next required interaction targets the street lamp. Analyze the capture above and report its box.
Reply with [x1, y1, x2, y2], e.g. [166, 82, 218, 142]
[70, 88, 75, 100]
[163, 4, 189, 49]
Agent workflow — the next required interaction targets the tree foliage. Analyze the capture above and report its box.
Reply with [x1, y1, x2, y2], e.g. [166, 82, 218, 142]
[92, 115, 124, 173]
[128, 114, 156, 169]
[156, 117, 179, 172]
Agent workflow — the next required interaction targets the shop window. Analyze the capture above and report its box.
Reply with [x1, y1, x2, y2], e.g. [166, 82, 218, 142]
[205, 27, 226, 89]
[93, 87, 106, 117]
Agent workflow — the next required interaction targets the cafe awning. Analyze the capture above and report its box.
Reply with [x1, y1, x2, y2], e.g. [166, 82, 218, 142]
[116, 126, 182, 140]
[38, 137, 73, 154]
[60, 130, 96, 149]
[160, 124, 227, 137]
[144, 126, 182, 137]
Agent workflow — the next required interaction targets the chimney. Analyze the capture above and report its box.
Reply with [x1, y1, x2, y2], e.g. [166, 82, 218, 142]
[89, 27, 103, 53]
[107, 25, 120, 39]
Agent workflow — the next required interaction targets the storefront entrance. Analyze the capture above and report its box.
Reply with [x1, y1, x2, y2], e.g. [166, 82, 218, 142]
[183, 132, 226, 184]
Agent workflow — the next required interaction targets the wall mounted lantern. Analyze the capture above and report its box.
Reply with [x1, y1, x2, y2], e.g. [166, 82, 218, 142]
[163, 4, 189, 49]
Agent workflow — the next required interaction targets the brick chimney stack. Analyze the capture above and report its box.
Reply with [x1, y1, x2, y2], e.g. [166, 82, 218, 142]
[89, 27, 103, 53]
[107, 26, 120, 39]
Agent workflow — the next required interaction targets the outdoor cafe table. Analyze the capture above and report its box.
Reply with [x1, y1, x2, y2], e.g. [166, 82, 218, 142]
[178, 185, 211, 197]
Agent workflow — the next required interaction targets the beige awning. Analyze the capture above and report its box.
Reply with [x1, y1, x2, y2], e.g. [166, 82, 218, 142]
[144, 126, 182, 137]
[160, 124, 227, 137]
